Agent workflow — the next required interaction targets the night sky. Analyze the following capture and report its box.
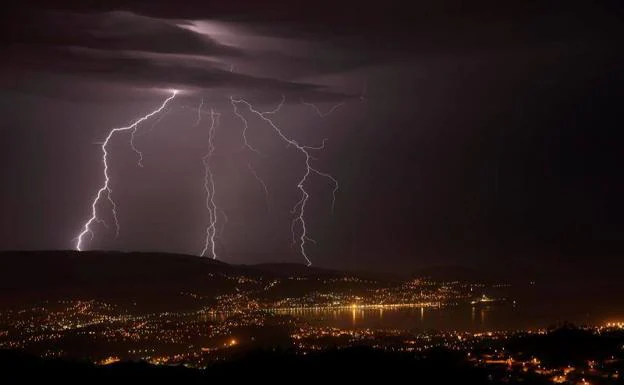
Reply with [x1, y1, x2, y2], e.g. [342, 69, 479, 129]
[1, 1, 623, 274]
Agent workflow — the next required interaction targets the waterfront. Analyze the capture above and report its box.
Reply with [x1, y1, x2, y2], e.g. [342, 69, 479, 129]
[279, 302, 624, 332]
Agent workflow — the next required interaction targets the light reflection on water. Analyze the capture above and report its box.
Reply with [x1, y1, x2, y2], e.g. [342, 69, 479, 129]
[199, 299, 624, 332]
[273, 304, 619, 332]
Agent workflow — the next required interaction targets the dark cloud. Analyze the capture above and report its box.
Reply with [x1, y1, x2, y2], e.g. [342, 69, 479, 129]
[4, 46, 345, 98]
[10, 4, 617, 103]
[5, 10, 241, 57]
[3, 10, 357, 102]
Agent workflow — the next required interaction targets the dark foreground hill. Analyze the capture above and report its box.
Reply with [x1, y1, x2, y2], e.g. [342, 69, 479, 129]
[0, 348, 494, 383]
[2, 326, 622, 383]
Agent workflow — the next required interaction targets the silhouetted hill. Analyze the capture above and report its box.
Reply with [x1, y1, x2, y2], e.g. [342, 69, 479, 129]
[0, 251, 265, 309]
[0, 251, 389, 310]
[0, 251, 535, 312]
[3, 325, 622, 383]
[506, 324, 624, 366]
[412, 265, 504, 283]
[249, 263, 346, 278]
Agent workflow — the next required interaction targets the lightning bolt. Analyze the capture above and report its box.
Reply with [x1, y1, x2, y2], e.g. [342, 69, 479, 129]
[230, 95, 339, 266]
[301, 99, 345, 117]
[74, 90, 178, 251]
[232, 95, 279, 212]
[136, 105, 171, 136]
[193, 97, 204, 127]
[218, 209, 229, 238]
[129, 122, 145, 168]
[230, 96, 263, 156]
[200, 108, 220, 259]
[264, 94, 286, 115]
[247, 162, 270, 211]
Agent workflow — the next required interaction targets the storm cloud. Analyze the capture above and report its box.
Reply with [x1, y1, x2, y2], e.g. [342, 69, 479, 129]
[3, 10, 363, 103]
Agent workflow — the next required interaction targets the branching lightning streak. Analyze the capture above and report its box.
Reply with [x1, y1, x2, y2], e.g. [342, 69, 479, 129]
[311, 168, 339, 214]
[301, 99, 345, 117]
[75, 91, 178, 251]
[129, 123, 145, 168]
[247, 162, 269, 211]
[231, 95, 338, 266]
[263, 95, 286, 115]
[230, 97, 263, 156]
[219, 209, 229, 238]
[200, 109, 220, 258]
[136, 106, 171, 137]
[193, 97, 204, 127]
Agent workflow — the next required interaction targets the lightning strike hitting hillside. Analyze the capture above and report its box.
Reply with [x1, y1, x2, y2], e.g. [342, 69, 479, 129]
[230, 96, 339, 266]
[74, 89, 339, 265]
[74, 90, 178, 251]
[200, 108, 221, 258]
